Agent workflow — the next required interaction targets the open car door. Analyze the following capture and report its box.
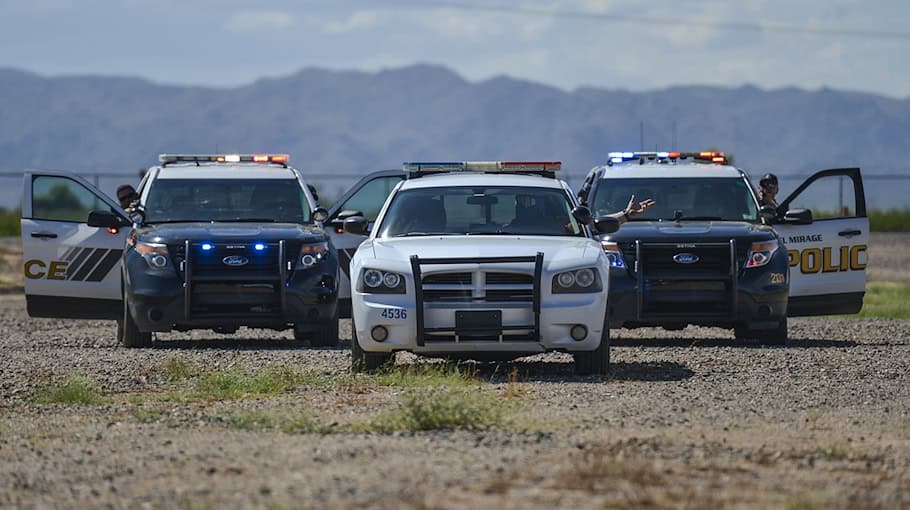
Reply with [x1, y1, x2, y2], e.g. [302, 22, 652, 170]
[21, 170, 131, 319]
[325, 171, 403, 317]
[775, 168, 868, 316]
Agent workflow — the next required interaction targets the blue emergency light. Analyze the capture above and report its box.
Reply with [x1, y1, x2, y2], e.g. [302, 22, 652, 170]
[200, 242, 214, 251]
[254, 243, 266, 252]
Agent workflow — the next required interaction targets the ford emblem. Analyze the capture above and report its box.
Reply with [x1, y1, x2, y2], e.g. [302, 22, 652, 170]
[673, 253, 699, 264]
[222, 255, 249, 267]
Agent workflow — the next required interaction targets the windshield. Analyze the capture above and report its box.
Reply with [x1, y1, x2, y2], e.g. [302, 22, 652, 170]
[144, 179, 311, 223]
[592, 177, 758, 222]
[378, 186, 584, 238]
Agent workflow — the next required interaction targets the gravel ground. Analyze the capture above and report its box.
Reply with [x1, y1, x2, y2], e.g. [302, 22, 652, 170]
[1, 294, 909, 509]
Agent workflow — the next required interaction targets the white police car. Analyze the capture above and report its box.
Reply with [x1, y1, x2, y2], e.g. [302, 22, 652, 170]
[344, 161, 620, 374]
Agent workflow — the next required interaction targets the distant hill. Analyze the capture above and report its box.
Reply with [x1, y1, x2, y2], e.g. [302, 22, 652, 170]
[1, 64, 908, 204]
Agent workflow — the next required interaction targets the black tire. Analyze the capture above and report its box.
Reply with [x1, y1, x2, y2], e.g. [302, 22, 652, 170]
[351, 320, 392, 373]
[573, 326, 610, 376]
[294, 308, 341, 348]
[120, 296, 152, 348]
[735, 318, 788, 346]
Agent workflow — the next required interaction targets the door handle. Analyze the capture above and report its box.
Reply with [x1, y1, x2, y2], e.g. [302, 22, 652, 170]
[30, 232, 58, 239]
[838, 229, 861, 237]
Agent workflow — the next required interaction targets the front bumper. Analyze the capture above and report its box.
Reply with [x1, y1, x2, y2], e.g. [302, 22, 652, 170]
[124, 249, 338, 332]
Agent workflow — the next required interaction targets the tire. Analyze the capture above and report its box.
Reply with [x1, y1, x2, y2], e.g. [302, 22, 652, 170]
[735, 318, 788, 346]
[294, 308, 341, 348]
[120, 295, 152, 348]
[351, 320, 392, 373]
[573, 326, 610, 376]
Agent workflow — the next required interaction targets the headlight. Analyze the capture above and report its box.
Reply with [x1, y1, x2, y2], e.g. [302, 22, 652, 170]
[134, 241, 170, 271]
[300, 241, 329, 268]
[553, 267, 602, 293]
[601, 241, 626, 268]
[360, 268, 406, 293]
[744, 239, 779, 268]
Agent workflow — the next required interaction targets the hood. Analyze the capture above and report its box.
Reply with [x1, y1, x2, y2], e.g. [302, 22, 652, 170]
[599, 220, 777, 244]
[136, 222, 326, 245]
[366, 235, 602, 272]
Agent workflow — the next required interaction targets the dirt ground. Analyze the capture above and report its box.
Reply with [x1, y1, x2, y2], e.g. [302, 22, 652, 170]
[0, 234, 908, 509]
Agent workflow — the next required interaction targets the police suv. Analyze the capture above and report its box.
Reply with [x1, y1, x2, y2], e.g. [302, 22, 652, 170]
[21, 154, 340, 347]
[343, 161, 620, 374]
[581, 151, 868, 344]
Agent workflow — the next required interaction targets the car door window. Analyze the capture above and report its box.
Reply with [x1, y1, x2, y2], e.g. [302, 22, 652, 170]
[334, 176, 400, 221]
[785, 174, 859, 220]
[32, 176, 106, 223]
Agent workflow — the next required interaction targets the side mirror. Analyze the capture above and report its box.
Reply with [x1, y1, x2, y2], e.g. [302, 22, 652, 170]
[343, 216, 369, 236]
[783, 208, 813, 225]
[87, 210, 129, 228]
[307, 184, 319, 203]
[759, 205, 777, 222]
[331, 209, 365, 229]
[312, 207, 329, 222]
[593, 216, 621, 234]
[571, 205, 592, 225]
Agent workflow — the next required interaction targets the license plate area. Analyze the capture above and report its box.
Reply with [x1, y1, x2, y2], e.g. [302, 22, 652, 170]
[455, 310, 502, 337]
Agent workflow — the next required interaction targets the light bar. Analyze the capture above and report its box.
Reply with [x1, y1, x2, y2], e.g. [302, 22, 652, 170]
[402, 161, 561, 173]
[159, 154, 291, 164]
[606, 151, 727, 166]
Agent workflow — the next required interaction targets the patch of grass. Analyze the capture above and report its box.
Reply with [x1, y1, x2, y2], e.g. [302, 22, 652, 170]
[815, 444, 852, 461]
[162, 365, 316, 402]
[364, 387, 507, 432]
[161, 356, 201, 381]
[360, 363, 480, 388]
[856, 281, 910, 319]
[805, 408, 823, 430]
[869, 207, 910, 232]
[0, 208, 19, 236]
[213, 410, 322, 433]
[133, 408, 168, 423]
[32, 376, 103, 405]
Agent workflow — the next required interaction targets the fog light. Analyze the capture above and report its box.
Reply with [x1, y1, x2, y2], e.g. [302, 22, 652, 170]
[150, 255, 168, 268]
[570, 324, 588, 341]
[371, 326, 388, 342]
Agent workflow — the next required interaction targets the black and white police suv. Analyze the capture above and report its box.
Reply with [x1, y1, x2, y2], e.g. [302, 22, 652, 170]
[580, 151, 868, 344]
[20, 154, 340, 347]
[343, 161, 620, 374]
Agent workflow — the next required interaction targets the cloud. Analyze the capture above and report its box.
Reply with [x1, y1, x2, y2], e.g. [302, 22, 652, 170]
[323, 10, 385, 33]
[224, 10, 296, 33]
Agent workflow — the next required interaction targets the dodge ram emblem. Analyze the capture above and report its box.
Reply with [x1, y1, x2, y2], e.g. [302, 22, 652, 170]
[673, 253, 699, 264]
[222, 255, 249, 267]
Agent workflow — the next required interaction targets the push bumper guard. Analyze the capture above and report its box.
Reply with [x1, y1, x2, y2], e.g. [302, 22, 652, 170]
[409, 253, 544, 347]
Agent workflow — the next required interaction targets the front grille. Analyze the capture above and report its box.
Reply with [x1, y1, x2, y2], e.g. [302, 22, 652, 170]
[177, 241, 296, 320]
[420, 270, 534, 303]
[636, 242, 736, 319]
[423, 272, 471, 285]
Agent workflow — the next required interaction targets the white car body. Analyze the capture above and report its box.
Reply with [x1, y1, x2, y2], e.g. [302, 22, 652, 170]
[349, 172, 610, 356]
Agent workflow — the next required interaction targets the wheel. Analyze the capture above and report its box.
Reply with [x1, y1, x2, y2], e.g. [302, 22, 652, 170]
[573, 326, 610, 376]
[120, 295, 152, 348]
[351, 320, 392, 373]
[294, 308, 341, 348]
[735, 318, 788, 346]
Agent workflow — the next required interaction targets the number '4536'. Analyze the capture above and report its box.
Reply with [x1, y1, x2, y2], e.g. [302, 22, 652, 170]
[380, 308, 407, 319]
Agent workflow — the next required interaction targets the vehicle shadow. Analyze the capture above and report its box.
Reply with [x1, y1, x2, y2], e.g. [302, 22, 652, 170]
[149, 337, 348, 351]
[611, 337, 858, 349]
[434, 360, 696, 384]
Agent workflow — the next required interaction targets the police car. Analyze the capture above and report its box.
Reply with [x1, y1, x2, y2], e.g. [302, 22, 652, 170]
[20, 154, 340, 347]
[343, 161, 620, 374]
[580, 151, 868, 344]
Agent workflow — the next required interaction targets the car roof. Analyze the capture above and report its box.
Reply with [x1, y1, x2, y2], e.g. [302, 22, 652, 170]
[399, 172, 566, 190]
[597, 163, 745, 179]
[154, 163, 299, 180]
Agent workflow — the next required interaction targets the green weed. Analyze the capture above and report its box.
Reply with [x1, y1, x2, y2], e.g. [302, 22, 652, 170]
[32, 376, 103, 405]
[161, 356, 201, 381]
[856, 281, 910, 319]
[364, 387, 507, 432]
[0, 208, 19, 236]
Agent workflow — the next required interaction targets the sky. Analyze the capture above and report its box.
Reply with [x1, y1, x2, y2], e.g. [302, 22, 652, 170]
[0, 0, 908, 98]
